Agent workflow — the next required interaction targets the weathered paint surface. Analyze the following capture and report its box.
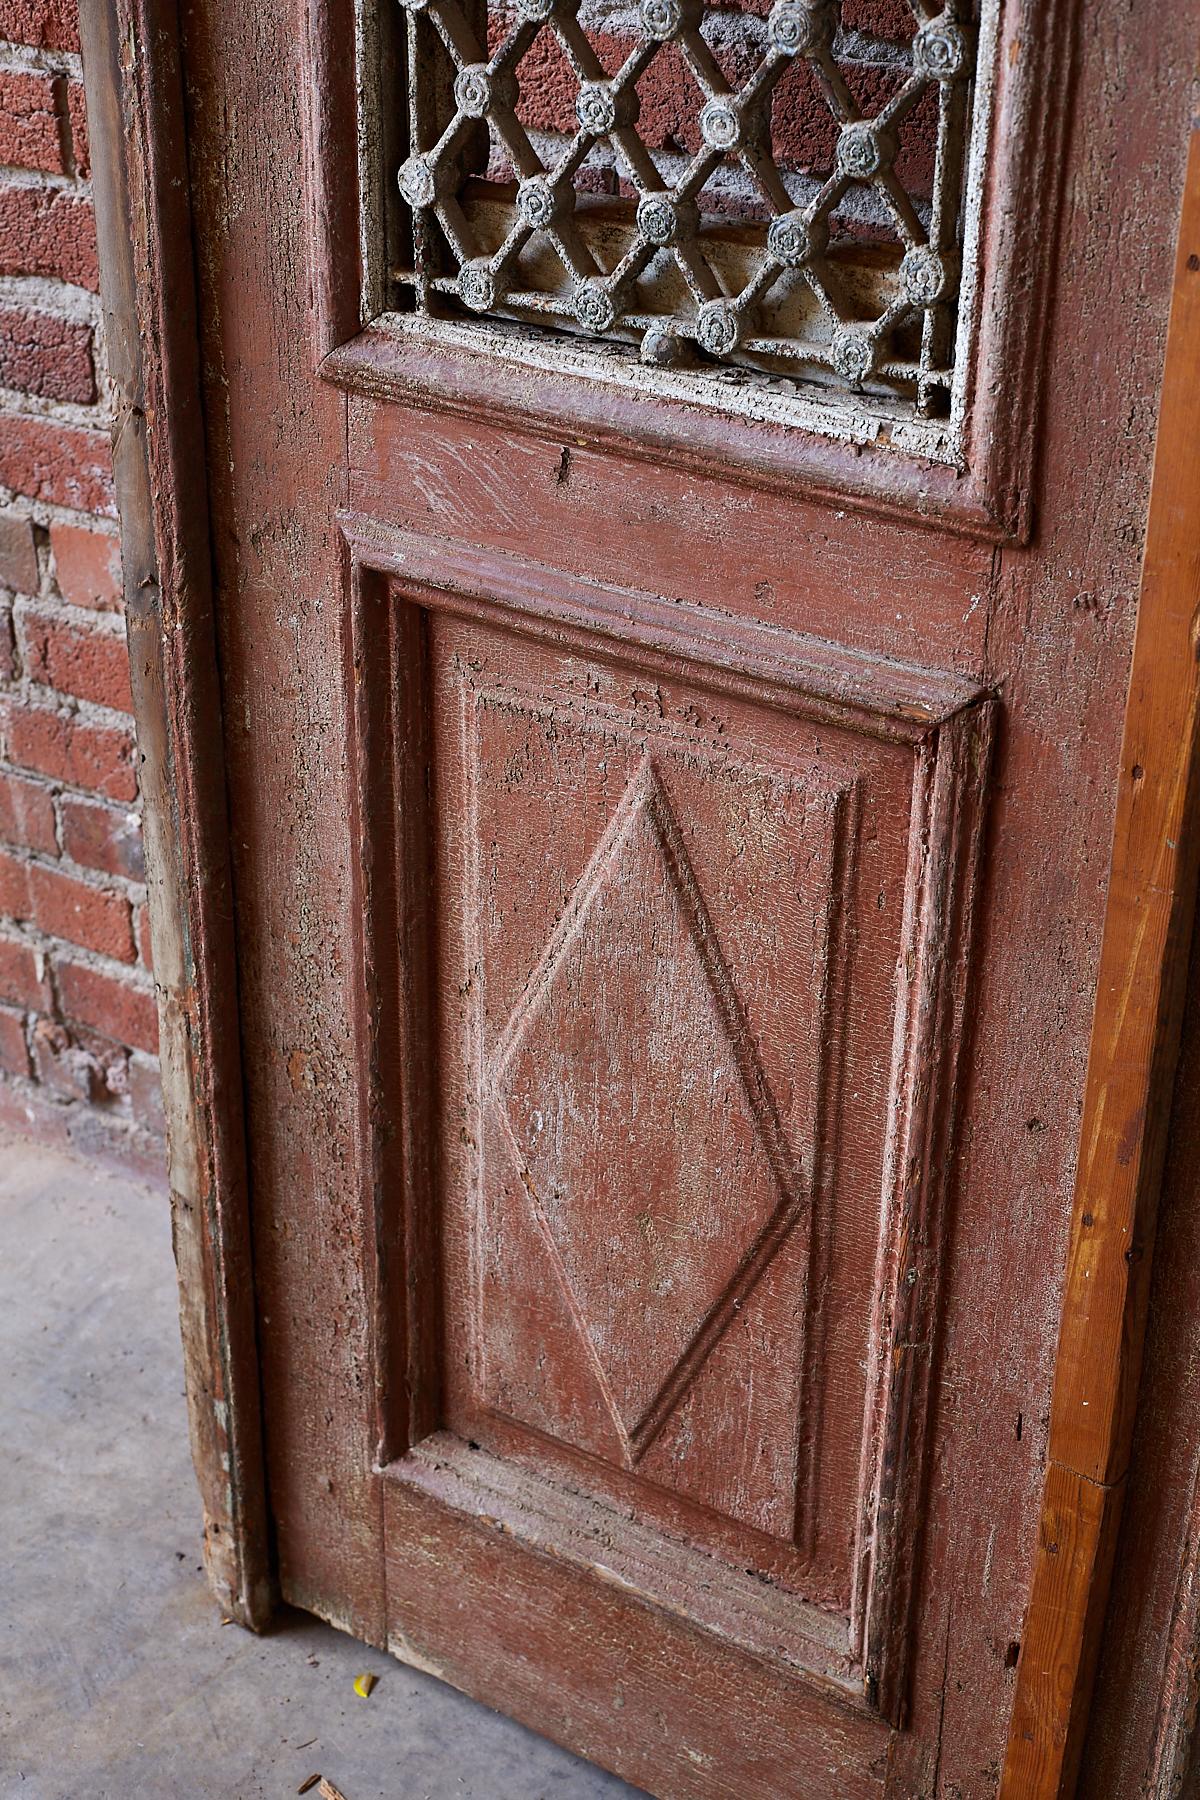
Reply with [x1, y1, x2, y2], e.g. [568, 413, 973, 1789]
[119, 0, 1200, 1789]
[81, 0, 272, 1626]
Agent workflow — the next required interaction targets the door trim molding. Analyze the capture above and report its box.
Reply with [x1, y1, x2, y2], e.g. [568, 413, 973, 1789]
[1001, 116, 1200, 1799]
[81, 0, 273, 1627]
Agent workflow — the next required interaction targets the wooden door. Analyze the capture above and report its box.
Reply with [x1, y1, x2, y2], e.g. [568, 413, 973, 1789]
[87, 0, 1200, 1793]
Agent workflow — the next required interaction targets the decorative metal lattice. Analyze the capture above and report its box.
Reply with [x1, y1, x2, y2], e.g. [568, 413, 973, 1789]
[391, 0, 980, 419]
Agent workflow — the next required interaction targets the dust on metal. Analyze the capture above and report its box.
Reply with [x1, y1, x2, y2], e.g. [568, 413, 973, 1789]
[391, 0, 978, 419]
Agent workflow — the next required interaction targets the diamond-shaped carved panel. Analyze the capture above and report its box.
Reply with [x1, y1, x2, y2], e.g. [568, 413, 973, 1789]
[433, 633, 926, 1577]
[391, 0, 985, 420]
[492, 762, 805, 1462]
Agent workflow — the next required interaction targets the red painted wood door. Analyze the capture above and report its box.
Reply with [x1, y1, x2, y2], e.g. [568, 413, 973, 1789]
[163, 0, 1194, 1791]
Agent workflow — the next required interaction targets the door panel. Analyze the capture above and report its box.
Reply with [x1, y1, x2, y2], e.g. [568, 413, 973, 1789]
[164, 0, 1200, 1783]
[346, 516, 990, 1761]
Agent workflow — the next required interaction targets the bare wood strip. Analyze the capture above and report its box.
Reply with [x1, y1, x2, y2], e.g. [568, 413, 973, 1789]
[1002, 121, 1200, 1798]
[79, 0, 273, 1625]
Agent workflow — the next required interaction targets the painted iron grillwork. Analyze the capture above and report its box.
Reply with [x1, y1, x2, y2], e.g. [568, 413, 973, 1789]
[391, 0, 979, 418]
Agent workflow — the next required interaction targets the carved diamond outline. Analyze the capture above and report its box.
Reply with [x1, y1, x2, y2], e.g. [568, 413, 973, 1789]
[487, 758, 809, 1467]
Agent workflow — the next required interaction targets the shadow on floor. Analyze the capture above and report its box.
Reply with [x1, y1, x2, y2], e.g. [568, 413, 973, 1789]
[0, 1130, 639, 1800]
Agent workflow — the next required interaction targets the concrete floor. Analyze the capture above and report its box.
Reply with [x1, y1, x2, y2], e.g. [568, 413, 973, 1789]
[0, 1130, 639, 1800]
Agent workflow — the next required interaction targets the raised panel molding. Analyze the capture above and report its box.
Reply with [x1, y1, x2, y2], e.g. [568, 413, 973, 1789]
[343, 513, 994, 1721]
[480, 713, 851, 1544]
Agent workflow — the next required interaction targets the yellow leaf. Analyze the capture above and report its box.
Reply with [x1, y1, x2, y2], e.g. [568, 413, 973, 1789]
[353, 1672, 377, 1699]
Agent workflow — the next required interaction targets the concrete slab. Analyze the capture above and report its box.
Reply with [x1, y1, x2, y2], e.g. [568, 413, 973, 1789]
[0, 1132, 640, 1800]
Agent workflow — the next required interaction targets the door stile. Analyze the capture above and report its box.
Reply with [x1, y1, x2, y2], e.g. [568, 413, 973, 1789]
[1002, 114, 1200, 1799]
[346, 554, 441, 1471]
[80, 0, 273, 1625]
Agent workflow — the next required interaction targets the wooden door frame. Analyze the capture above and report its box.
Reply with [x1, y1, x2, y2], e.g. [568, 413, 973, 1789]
[80, 0, 1200, 1784]
[999, 115, 1200, 1799]
[80, 0, 273, 1630]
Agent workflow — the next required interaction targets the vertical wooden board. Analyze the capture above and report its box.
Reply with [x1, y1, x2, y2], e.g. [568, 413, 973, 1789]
[887, 12, 1197, 1794]
[1003, 110, 1200, 1800]
[1003, 1464, 1122, 1791]
[1078, 926, 1200, 1796]
[177, 0, 386, 1637]
[82, 0, 272, 1628]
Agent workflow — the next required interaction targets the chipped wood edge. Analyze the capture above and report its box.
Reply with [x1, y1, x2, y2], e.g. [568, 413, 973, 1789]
[860, 696, 996, 1725]
[1001, 116, 1200, 1800]
[80, 0, 274, 1627]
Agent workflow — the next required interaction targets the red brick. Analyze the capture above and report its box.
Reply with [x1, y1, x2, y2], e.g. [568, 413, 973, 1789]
[0, 182, 98, 290]
[31, 1016, 129, 1101]
[0, 70, 63, 175]
[0, 305, 95, 403]
[60, 793, 144, 881]
[0, 932, 49, 1009]
[0, 848, 134, 960]
[31, 1015, 101, 1099]
[71, 1024, 131, 1092]
[0, 414, 113, 515]
[0, 0, 78, 51]
[0, 766, 57, 855]
[494, 10, 935, 198]
[0, 604, 13, 681]
[19, 608, 131, 710]
[3, 703, 137, 800]
[768, 63, 937, 198]
[841, 0, 915, 40]
[56, 956, 158, 1054]
[66, 77, 88, 178]
[50, 521, 120, 611]
[0, 510, 39, 594]
[0, 1001, 30, 1076]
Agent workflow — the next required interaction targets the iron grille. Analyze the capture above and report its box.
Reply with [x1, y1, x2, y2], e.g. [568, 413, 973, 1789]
[390, 0, 981, 422]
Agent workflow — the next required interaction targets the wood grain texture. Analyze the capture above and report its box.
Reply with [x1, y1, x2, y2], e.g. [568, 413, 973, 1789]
[382, 1468, 891, 1800]
[80, 0, 272, 1626]
[1002, 119, 1200, 1800]
[1080, 941, 1200, 1795]
[177, 0, 389, 1644]
[344, 397, 997, 679]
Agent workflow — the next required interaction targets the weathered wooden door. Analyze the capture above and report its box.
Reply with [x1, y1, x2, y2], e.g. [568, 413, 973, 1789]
[88, 0, 1200, 1792]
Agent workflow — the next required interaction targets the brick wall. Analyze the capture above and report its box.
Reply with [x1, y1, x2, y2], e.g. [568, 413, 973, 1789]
[0, 0, 164, 1175]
